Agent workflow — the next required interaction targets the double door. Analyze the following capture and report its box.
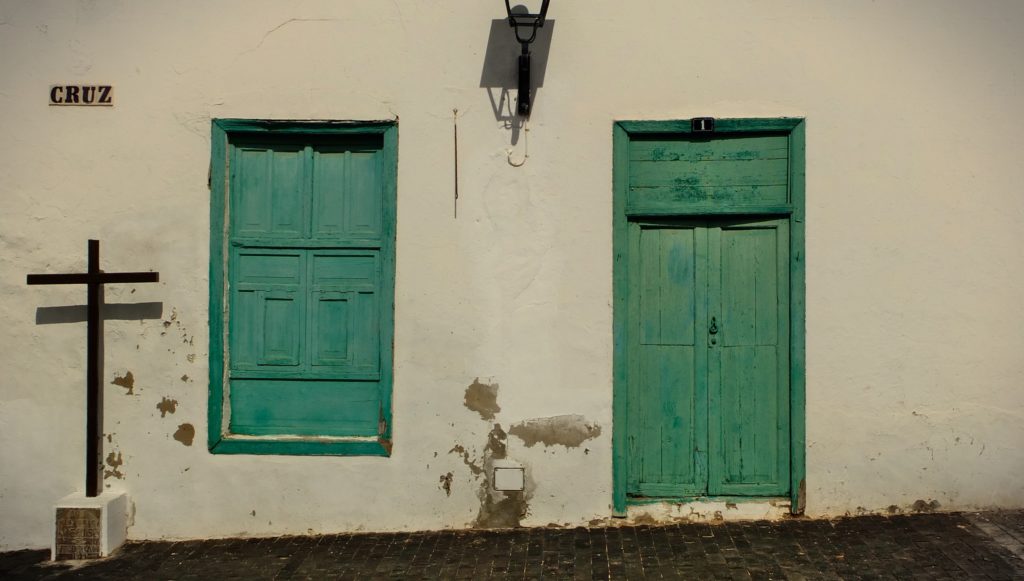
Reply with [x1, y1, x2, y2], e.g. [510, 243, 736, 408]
[625, 217, 790, 497]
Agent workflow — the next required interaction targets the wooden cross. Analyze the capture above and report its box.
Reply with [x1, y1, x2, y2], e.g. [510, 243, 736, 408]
[27, 240, 160, 497]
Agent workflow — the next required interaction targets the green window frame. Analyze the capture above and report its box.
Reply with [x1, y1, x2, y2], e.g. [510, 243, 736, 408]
[208, 119, 397, 456]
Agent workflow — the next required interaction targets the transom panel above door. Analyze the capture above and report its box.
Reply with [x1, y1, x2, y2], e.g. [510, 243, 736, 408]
[613, 119, 806, 514]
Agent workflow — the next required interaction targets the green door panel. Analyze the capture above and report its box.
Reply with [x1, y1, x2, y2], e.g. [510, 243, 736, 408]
[638, 226, 697, 346]
[628, 135, 790, 163]
[626, 134, 791, 211]
[627, 223, 708, 496]
[626, 219, 789, 499]
[708, 220, 790, 495]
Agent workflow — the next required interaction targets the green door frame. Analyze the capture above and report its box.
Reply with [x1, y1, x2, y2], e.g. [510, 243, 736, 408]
[612, 118, 806, 515]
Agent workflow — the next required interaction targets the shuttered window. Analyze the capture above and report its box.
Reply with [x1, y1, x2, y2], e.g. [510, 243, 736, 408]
[208, 121, 396, 456]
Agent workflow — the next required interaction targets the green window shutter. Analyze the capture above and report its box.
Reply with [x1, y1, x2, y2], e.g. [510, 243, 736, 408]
[209, 121, 396, 455]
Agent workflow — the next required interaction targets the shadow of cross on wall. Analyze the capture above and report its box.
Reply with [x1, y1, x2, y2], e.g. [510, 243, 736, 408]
[27, 239, 162, 497]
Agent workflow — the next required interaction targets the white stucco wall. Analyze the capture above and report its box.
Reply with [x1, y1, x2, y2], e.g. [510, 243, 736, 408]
[2, 0, 1023, 550]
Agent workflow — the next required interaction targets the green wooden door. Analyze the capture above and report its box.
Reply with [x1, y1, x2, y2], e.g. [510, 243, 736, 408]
[626, 217, 789, 498]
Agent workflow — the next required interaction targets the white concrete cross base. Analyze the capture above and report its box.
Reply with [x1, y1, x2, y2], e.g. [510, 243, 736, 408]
[51, 492, 129, 560]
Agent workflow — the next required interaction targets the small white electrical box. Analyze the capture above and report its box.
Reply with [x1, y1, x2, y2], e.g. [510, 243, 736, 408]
[492, 459, 525, 491]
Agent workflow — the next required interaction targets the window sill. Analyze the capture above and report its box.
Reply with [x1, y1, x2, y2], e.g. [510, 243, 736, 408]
[209, 435, 391, 456]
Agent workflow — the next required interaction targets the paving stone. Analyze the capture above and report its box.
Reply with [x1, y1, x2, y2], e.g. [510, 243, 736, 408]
[3, 511, 1024, 579]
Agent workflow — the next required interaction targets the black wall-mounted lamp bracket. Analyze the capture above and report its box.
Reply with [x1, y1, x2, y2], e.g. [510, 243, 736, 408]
[518, 47, 531, 116]
[505, 0, 550, 117]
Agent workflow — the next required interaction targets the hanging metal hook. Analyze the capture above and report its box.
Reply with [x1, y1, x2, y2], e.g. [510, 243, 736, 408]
[507, 120, 529, 167]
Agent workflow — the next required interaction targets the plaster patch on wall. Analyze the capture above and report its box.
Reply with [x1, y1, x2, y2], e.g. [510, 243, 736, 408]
[173, 423, 195, 446]
[464, 378, 500, 420]
[103, 451, 124, 480]
[509, 415, 601, 449]
[156, 397, 178, 418]
[110, 371, 135, 395]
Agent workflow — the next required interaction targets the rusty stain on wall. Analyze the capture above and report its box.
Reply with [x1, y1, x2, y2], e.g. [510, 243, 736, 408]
[103, 451, 124, 480]
[463, 378, 500, 420]
[508, 414, 601, 448]
[173, 423, 195, 446]
[156, 397, 178, 418]
[439, 472, 453, 497]
[111, 371, 135, 395]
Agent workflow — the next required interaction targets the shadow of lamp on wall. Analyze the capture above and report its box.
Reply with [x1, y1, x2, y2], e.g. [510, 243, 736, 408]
[480, 2, 554, 144]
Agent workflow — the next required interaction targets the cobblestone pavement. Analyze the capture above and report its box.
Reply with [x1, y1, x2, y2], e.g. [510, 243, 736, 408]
[2, 511, 1023, 580]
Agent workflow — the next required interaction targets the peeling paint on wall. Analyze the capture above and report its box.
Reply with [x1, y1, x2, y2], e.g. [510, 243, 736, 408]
[448, 444, 484, 476]
[473, 422, 532, 528]
[173, 423, 195, 446]
[508, 414, 601, 449]
[156, 397, 178, 418]
[912, 499, 941, 513]
[486, 424, 507, 458]
[103, 451, 124, 480]
[439, 472, 453, 497]
[463, 378, 500, 420]
[475, 490, 529, 529]
[110, 371, 135, 395]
